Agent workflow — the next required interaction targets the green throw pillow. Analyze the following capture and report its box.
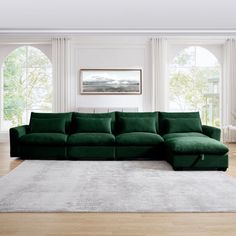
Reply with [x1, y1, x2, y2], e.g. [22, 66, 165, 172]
[72, 112, 115, 133]
[120, 117, 157, 133]
[116, 111, 159, 133]
[164, 118, 202, 133]
[75, 117, 112, 133]
[30, 118, 66, 133]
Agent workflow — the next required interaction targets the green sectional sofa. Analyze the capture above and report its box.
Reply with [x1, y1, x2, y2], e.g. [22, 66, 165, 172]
[9, 111, 229, 171]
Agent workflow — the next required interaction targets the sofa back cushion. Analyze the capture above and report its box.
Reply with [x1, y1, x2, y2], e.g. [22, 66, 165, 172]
[72, 112, 116, 134]
[75, 117, 112, 133]
[30, 118, 66, 134]
[159, 112, 202, 134]
[116, 112, 159, 134]
[30, 112, 72, 134]
[119, 117, 156, 133]
[164, 118, 203, 134]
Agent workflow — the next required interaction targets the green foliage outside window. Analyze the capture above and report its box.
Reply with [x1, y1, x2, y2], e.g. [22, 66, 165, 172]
[169, 46, 220, 127]
[2, 46, 52, 130]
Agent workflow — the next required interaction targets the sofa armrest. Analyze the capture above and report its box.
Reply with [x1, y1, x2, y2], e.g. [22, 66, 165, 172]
[202, 125, 221, 141]
[10, 125, 29, 157]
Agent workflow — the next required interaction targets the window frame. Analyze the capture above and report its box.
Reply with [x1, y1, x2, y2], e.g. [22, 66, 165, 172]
[0, 43, 53, 133]
[167, 39, 224, 128]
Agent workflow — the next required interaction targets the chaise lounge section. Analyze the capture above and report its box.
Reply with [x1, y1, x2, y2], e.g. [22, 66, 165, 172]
[159, 112, 228, 170]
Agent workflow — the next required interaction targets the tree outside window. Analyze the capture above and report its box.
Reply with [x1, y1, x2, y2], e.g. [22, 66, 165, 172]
[169, 46, 221, 127]
[1, 46, 52, 131]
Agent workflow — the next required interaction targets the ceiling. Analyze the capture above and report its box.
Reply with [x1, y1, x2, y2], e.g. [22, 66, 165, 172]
[1, 0, 236, 32]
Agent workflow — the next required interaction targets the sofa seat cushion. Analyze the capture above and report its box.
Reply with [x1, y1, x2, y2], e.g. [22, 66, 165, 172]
[68, 133, 115, 146]
[116, 132, 164, 146]
[20, 133, 67, 145]
[165, 136, 228, 155]
[163, 132, 207, 140]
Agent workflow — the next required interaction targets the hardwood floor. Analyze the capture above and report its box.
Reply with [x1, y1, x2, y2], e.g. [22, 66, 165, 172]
[1, 143, 236, 236]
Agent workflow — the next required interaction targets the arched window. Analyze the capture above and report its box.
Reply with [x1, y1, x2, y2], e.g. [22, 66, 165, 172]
[1, 46, 52, 131]
[169, 46, 221, 127]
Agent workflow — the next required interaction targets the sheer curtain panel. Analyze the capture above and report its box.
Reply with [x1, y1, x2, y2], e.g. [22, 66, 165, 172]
[52, 38, 71, 112]
[223, 39, 236, 127]
[150, 38, 168, 111]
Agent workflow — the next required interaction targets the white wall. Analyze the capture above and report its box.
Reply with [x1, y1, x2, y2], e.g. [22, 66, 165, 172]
[70, 36, 152, 112]
[0, 35, 228, 143]
[0, 37, 226, 116]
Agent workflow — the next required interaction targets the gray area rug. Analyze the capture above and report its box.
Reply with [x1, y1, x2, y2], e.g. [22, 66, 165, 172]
[1, 160, 236, 212]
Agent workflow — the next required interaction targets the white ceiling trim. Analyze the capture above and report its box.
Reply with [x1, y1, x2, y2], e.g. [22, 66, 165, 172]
[1, 28, 236, 36]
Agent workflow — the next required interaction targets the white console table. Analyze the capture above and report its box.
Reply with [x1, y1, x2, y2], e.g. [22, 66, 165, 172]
[225, 125, 236, 143]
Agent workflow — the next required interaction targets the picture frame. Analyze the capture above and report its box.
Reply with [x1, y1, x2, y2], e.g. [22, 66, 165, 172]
[79, 69, 142, 95]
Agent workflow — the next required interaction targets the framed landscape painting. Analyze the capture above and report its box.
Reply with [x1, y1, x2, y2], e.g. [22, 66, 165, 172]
[80, 69, 142, 95]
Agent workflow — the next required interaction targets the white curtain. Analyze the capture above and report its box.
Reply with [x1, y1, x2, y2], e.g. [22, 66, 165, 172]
[222, 39, 236, 127]
[52, 38, 71, 112]
[150, 37, 168, 111]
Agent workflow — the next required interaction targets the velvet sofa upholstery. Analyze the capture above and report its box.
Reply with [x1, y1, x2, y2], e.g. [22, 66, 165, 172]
[115, 111, 164, 159]
[159, 112, 228, 170]
[13, 112, 72, 159]
[68, 112, 116, 160]
[9, 111, 229, 170]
